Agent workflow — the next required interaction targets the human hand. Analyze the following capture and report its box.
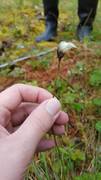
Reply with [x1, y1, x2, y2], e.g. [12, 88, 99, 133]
[0, 84, 68, 180]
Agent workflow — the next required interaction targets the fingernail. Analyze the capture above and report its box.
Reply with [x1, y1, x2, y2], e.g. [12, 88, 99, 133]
[45, 97, 61, 116]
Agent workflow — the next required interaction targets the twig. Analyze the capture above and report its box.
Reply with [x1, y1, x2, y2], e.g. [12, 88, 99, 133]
[0, 47, 57, 69]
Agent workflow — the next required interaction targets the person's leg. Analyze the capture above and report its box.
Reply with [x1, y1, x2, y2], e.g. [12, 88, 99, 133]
[77, 0, 98, 41]
[36, 0, 59, 42]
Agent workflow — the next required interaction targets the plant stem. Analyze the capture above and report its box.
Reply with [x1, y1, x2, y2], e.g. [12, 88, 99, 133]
[52, 59, 66, 179]
[57, 58, 61, 77]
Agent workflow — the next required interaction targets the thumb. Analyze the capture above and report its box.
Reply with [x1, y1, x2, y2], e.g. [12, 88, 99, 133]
[13, 97, 61, 152]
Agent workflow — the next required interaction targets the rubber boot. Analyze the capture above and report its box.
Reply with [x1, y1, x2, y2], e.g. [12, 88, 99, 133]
[36, 0, 59, 42]
[77, 0, 98, 41]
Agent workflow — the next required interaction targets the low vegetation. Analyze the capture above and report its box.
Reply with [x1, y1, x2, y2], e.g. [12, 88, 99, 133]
[0, 0, 101, 179]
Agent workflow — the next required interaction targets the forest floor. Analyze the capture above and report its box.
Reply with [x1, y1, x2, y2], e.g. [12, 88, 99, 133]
[0, 0, 101, 179]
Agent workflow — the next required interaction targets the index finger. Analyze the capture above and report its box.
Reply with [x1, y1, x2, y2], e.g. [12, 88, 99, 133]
[0, 84, 52, 111]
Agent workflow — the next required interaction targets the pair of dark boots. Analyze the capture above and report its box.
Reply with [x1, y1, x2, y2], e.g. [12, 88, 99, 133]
[36, 0, 98, 42]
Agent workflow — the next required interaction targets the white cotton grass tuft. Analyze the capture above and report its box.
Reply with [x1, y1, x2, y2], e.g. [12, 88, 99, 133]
[57, 41, 77, 62]
[58, 41, 77, 53]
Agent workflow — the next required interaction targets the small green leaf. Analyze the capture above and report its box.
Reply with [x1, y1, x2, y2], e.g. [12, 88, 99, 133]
[71, 149, 85, 161]
[95, 121, 101, 133]
[89, 69, 101, 86]
[92, 98, 101, 107]
[63, 92, 77, 104]
[72, 103, 84, 112]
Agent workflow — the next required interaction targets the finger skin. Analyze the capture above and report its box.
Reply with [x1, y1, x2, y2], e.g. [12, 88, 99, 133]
[11, 103, 38, 126]
[55, 111, 69, 125]
[13, 98, 61, 148]
[51, 125, 65, 135]
[36, 139, 55, 152]
[0, 125, 9, 138]
[0, 85, 69, 180]
[11, 104, 68, 127]
[0, 98, 61, 180]
[0, 84, 52, 111]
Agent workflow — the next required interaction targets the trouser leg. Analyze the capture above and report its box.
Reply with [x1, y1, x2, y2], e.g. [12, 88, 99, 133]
[77, 0, 99, 41]
[43, 0, 59, 22]
[35, 0, 59, 42]
[78, 0, 98, 26]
